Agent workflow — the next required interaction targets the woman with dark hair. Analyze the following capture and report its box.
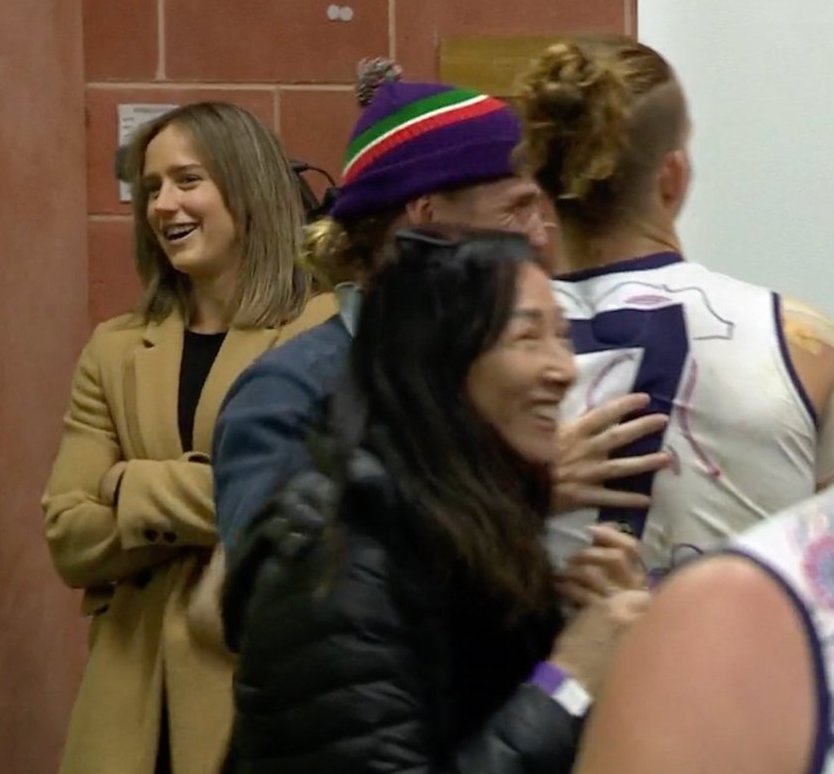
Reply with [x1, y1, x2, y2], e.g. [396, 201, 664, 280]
[222, 226, 649, 773]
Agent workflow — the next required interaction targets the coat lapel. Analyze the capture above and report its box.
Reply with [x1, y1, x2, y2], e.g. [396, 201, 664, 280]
[126, 312, 185, 460]
[191, 327, 280, 455]
[123, 296, 333, 459]
[192, 295, 338, 454]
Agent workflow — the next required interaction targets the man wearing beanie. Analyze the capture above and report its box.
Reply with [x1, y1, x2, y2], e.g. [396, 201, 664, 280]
[212, 60, 669, 548]
[333, 80, 533, 223]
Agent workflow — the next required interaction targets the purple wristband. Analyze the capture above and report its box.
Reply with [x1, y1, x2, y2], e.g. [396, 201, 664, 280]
[528, 661, 592, 717]
[529, 661, 570, 694]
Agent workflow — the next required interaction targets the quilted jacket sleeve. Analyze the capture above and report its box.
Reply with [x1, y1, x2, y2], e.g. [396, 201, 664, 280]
[223, 462, 583, 774]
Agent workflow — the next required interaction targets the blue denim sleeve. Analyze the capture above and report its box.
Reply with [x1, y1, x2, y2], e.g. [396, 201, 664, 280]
[212, 331, 349, 548]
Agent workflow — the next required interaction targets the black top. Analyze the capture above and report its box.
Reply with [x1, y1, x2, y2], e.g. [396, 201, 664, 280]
[222, 449, 581, 774]
[178, 330, 226, 451]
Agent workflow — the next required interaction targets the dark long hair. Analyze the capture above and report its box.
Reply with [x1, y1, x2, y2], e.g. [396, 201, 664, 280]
[346, 225, 556, 622]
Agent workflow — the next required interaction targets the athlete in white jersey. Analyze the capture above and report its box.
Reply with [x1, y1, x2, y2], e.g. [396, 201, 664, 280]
[573, 487, 834, 774]
[518, 35, 834, 577]
[553, 255, 833, 568]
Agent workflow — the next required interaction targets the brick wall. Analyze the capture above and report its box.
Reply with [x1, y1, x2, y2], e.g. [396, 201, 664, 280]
[84, 0, 635, 323]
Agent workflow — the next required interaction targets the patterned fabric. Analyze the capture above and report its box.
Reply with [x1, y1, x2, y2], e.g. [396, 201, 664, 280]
[729, 487, 834, 773]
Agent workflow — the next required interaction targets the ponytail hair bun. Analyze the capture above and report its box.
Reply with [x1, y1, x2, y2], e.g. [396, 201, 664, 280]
[517, 35, 682, 232]
[518, 39, 629, 202]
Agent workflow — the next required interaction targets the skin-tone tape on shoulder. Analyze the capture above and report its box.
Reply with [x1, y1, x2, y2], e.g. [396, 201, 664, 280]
[816, 387, 834, 489]
[785, 297, 834, 486]
[782, 297, 834, 356]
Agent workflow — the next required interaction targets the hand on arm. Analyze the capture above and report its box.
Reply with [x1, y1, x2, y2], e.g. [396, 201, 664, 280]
[553, 393, 670, 512]
[99, 461, 128, 505]
[187, 545, 227, 650]
[548, 589, 649, 697]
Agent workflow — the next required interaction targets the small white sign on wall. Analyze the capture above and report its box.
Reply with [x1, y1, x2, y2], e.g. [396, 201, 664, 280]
[117, 104, 178, 202]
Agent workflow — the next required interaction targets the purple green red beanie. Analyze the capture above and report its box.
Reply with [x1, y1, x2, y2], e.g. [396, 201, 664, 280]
[330, 81, 522, 221]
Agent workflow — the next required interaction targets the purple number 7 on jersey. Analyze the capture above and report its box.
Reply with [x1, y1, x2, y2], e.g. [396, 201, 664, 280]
[569, 304, 690, 537]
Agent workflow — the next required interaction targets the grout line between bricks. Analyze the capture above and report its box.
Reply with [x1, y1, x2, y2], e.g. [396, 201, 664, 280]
[389, 0, 397, 60]
[89, 214, 133, 222]
[87, 82, 354, 92]
[157, 0, 166, 79]
[277, 84, 353, 92]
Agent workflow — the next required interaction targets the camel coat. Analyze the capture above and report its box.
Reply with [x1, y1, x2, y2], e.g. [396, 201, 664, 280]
[42, 294, 336, 774]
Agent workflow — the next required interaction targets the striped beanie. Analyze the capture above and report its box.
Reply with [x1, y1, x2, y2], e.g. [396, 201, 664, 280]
[331, 80, 522, 221]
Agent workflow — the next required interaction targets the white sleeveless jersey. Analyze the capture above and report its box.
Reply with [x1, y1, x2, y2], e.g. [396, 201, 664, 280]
[729, 487, 834, 773]
[548, 252, 818, 572]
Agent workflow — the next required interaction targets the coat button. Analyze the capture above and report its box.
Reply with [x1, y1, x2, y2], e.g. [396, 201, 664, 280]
[134, 569, 152, 588]
[143, 528, 159, 543]
[162, 531, 177, 544]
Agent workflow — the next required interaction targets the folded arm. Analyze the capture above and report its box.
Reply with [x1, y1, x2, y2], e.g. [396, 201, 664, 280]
[42, 331, 177, 589]
[116, 454, 216, 549]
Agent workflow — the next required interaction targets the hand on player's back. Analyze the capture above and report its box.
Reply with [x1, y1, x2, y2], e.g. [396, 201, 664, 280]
[552, 393, 671, 513]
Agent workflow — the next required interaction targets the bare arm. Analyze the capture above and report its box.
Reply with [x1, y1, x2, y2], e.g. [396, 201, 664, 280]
[780, 297, 834, 487]
[574, 556, 816, 774]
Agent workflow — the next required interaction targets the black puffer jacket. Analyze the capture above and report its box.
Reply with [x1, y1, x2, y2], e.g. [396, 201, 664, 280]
[222, 450, 584, 774]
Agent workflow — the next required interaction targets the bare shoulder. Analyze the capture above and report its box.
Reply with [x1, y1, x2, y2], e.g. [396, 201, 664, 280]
[641, 552, 818, 740]
[588, 555, 807, 704]
[782, 296, 834, 325]
[574, 554, 817, 774]
[781, 296, 834, 362]
[780, 296, 834, 416]
[640, 554, 787, 639]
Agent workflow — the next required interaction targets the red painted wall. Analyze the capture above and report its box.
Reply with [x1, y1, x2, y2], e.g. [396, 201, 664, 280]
[0, 3, 90, 773]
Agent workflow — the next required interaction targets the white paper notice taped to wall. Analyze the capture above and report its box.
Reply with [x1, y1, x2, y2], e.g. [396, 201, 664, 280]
[117, 104, 178, 202]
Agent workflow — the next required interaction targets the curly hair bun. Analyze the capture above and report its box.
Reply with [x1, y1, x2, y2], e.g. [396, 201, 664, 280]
[519, 39, 628, 202]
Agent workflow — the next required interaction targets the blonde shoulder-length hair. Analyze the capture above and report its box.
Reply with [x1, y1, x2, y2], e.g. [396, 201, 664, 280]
[126, 101, 309, 328]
